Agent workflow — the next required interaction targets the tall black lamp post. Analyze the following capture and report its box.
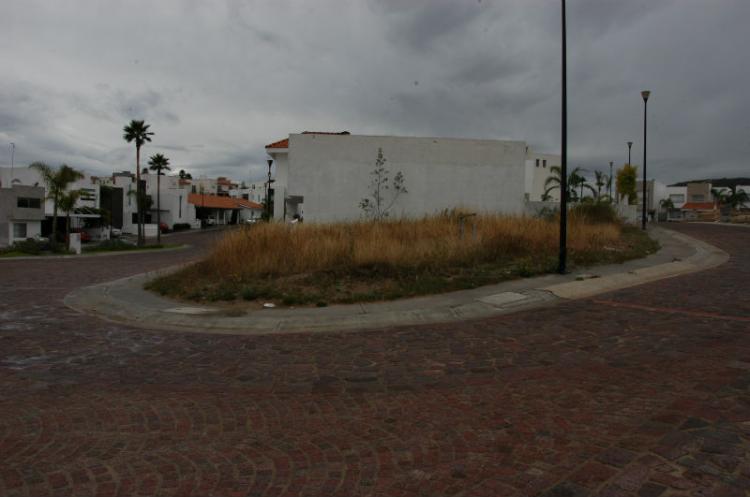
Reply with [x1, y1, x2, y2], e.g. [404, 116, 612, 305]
[627, 141, 633, 166]
[265, 159, 274, 220]
[641, 91, 650, 230]
[558, 0, 568, 274]
[609, 161, 613, 201]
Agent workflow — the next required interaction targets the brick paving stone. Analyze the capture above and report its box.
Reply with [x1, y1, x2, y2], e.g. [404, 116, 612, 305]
[0, 224, 749, 496]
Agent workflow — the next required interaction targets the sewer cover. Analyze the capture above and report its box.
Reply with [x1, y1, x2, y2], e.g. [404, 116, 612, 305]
[478, 292, 528, 307]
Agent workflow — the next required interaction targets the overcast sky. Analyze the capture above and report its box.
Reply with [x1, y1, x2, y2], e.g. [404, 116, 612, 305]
[2, 0, 748, 184]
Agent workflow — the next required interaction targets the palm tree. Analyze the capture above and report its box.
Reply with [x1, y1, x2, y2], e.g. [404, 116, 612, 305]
[594, 171, 608, 199]
[659, 197, 675, 211]
[148, 153, 171, 244]
[545, 166, 592, 202]
[30, 162, 84, 248]
[722, 186, 749, 211]
[58, 189, 82, 249]
[123, 120, 154, 246]
[711, 187, 727, 208]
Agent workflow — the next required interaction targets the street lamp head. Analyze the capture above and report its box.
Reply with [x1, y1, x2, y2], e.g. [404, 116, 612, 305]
[641, 90, 651, 102]
[627, 141, 633, 148]
[267, 159, 273, 168]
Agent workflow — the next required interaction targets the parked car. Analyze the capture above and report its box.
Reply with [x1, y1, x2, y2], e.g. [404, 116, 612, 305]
[69, 229, 91, 243]
[159, 222, 170, 234]
[245, 218, 258, 224]
[110, 228, 122, 238]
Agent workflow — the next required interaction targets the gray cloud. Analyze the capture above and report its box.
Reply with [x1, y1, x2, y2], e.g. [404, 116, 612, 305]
[1, 0, 748, 185]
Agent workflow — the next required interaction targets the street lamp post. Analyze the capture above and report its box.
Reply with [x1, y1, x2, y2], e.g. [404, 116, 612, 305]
[558, 0, 568, 274]
[609, 161, 613, 201]
[641, 91, 650, 230]
[265, 159, 273, 221]
[627, 141, 633, 166]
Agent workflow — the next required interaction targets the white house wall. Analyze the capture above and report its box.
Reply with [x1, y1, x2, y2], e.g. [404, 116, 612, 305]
[524, 150, 561, 201]
[279, 134, 526, 222]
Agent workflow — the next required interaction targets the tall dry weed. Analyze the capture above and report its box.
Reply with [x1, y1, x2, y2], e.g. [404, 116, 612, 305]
[204, 214, 621, 280]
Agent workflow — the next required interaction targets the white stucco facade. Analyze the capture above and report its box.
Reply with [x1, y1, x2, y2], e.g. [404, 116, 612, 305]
[267, 133, 527, 222]
[524, 149, 561, 202]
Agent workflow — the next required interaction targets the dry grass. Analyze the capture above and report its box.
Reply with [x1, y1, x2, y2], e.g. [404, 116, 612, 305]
[208, 212, 621, 280]
[208, 214, 619, 280]
[148, 212, 657, 305]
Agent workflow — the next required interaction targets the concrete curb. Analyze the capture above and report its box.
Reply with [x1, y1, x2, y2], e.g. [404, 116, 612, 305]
[0, 244, 190, 261]
[64, 227, 728, 336]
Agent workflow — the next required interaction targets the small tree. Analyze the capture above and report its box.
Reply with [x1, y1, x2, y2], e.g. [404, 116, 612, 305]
[616, 164, 638, 204]
[58, 189, 82, 249]
[544, 165, 591, 202]
[594, 170, 608, 199]
[30, 162, 84, 248]
[359, 148, 407, 220]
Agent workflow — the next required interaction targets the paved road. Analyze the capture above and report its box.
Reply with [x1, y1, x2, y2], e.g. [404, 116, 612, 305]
[0, 224, 748, 497]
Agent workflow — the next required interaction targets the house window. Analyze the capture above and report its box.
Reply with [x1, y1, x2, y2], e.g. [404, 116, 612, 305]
[17, 197, 41, 209]
[13, 223, 27, 239]
[669, 194, 685, 203]
[79, 188, 96, 202]
[535, 159, 540, 167]
[179, 195, 182, 218]
[191, 185, 197, 193]
[543, 160, 547, 168]
[128, 186, 132, 206]
[692, 194, 705, 202]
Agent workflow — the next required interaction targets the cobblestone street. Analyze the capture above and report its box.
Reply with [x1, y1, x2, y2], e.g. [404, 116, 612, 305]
[1, 224, 749, 496]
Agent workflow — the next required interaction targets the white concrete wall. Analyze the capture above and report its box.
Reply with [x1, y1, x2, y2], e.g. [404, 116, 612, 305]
[524, 150, 560, 201]
[270, 154, 289, 220]
[5, 221, 41, 244]
[278, 134, 527, 222]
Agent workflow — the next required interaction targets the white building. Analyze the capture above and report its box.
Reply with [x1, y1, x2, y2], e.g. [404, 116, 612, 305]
[524, 149, 561, 202]
[265, 132, 528, 222]
[141, 172, 198, 229]
[0, 166, 102, 238]
[0, 184, 46, 247]
[230, 181, 267, 204]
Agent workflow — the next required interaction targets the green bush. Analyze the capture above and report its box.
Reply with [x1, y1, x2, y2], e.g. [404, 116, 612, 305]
[571, 202, 618, 224]
[11, 239, 44, 255]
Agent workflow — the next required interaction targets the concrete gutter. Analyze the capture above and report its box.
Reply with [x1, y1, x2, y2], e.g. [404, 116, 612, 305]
[64, 227, 727, 336]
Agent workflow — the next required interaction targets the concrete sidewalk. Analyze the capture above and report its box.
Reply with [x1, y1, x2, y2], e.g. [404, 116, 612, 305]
[64, 227, 728, 335]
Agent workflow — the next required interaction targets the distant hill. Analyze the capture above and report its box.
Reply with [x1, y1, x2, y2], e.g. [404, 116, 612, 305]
[669, 177, 750, 188]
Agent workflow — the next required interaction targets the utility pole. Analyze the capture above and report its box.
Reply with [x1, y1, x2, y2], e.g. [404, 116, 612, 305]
[558, 0, 568, 274]
[9, 142, 15, 184]
[641, 91, 651, 230]
[266, 159, 274, 221]
[609, 161, 613, 202]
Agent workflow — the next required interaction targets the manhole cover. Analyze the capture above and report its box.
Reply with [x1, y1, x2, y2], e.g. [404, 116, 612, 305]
[478, 292, 528, 307]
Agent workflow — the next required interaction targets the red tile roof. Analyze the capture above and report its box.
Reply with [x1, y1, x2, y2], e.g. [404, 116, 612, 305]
[265, 138, 289, 149]
[188, 193, 262, 210]
[681, 202, 715, 210]
[265, 131, 350, 149]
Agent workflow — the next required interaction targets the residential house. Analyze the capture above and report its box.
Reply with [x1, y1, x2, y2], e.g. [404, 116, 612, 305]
[0, 166, 102, 239]
[187, 193, 263, 225]
[0, 184, 46, 247]
[680, 182, 716, 221]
